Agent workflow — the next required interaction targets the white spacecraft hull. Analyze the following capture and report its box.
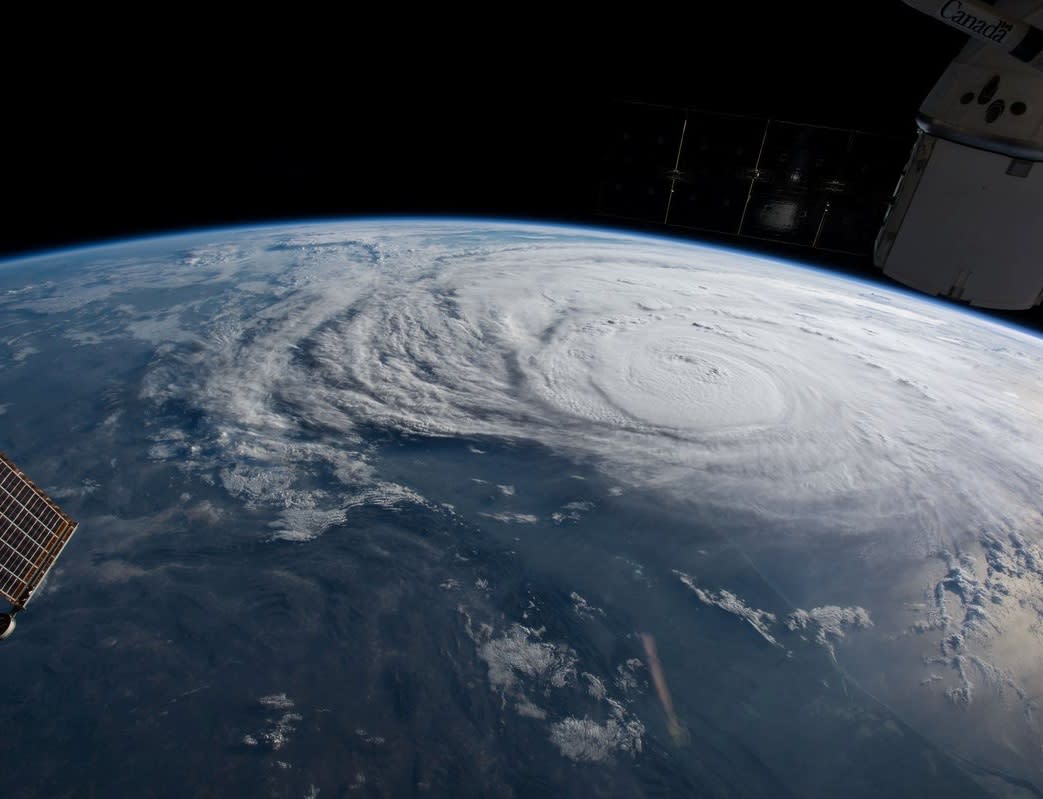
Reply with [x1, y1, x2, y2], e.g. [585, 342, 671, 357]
[877, 1, 1043, 309]
[877, 133, 1043, 308]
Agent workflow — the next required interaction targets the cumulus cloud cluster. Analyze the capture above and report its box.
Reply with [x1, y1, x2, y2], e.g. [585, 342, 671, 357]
[548, 709, 645, 763]
[909, 545, 1040, 712]
[476, 623, 578, 693]
[786, 605, 873, 659]
[676, 571, 871, 658]
[243, 693, 303, 751]
[462, 610, 647, 763]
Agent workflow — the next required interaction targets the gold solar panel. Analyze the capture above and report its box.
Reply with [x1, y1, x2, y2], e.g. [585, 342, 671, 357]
[0, 451, 78, 609]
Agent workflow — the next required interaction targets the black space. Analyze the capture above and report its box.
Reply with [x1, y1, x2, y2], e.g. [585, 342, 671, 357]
[4, 7, 1042, 329]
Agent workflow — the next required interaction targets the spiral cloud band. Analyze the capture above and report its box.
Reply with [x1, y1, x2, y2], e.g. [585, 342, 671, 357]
[127, 221, 1043, 564]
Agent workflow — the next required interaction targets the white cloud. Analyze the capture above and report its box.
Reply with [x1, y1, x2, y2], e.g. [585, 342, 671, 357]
[677, 572, 873, 662]
[549, 714, 644, 763]
[259, 693, 295, 710]
[516, 698, 547, 719]
[355, 729, 385, 745]
[570, 591, 605, 620]
[94, 560, 150, 584]
[476, 624, 577, 693]
[786, 605, 872, 659]
[246, 694, 303, 751]
[676, 571, 780, 648]
[53, 478, 101, 499]
[479, 512, 539, 524]
[614, 659, 645, 694]
[464, 609, 645, 763]
[583, 672, 607, 700]
[553, 500, 594, 524]
[269, 508, 347, 543]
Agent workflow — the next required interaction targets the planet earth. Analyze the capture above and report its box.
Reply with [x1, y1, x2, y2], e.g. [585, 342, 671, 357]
[2, 219, 1043, 798]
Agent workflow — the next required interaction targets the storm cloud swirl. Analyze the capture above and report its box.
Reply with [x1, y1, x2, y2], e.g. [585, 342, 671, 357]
[127, 221, 1043, 559]
[10, 219, 1043, 779]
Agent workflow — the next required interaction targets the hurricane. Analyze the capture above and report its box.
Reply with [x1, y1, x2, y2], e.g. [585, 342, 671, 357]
[132, 221, 1043, 552]
[5, 219, 1043, 796]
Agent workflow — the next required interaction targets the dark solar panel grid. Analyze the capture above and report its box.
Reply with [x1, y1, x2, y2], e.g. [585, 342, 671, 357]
[0, 452, 78, 608]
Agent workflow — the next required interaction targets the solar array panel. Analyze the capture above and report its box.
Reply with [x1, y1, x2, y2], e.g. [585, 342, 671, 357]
[0, 451, 77, 609]
[596, 102, 913, 255]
